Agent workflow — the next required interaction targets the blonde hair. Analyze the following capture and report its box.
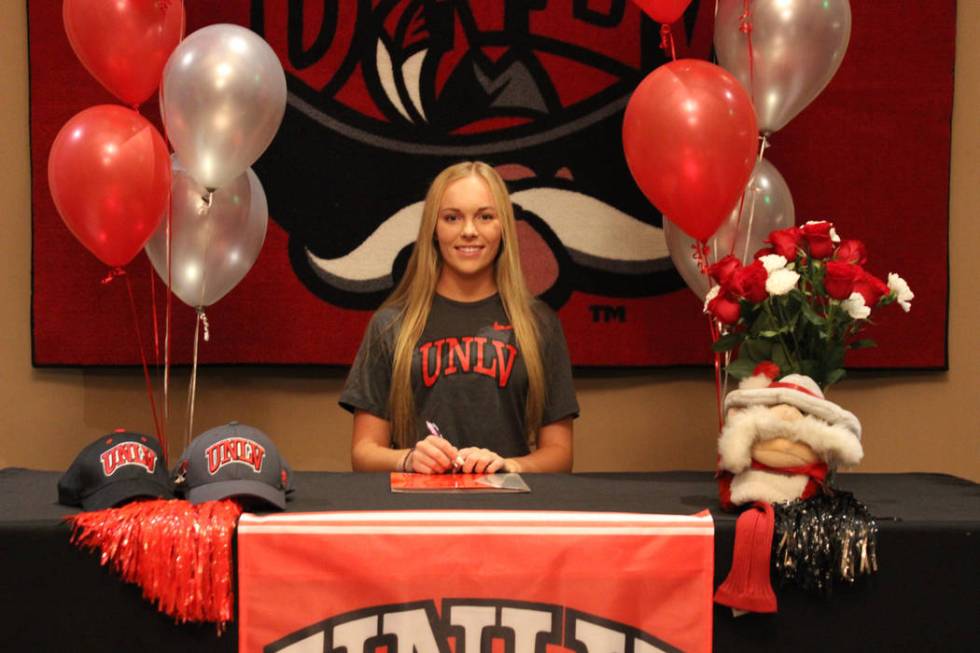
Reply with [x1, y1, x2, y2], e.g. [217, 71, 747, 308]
[382, 161, 546, 448]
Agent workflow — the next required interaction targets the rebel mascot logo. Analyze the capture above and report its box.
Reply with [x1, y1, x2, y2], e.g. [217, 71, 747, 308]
[99, 442, 158, 477]
[252, 1, 709, 311]
[204, 437, 267, 475]
[266, 600, 681, 653]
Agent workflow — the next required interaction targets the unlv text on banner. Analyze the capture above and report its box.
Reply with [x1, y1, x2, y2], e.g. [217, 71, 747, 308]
[264, 599, 682, 653]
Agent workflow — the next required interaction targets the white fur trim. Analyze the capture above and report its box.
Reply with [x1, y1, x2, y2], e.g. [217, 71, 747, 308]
[719, 405, 864, 472]
[724, 379, 861, 441]
[730, 470, 809, 505]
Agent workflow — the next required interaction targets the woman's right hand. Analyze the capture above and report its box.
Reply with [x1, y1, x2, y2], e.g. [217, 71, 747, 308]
[407, 435, 461, 474]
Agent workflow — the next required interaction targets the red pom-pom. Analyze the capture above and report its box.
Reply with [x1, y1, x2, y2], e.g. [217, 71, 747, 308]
[67, 499, 243, 627]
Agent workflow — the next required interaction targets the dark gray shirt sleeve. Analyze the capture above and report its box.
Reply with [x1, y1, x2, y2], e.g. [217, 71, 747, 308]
[338, 309, 397, 419]
[538, 305, 580, 425]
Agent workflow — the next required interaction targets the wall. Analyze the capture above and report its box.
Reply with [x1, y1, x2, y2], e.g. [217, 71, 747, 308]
[2, 2, 976, 481]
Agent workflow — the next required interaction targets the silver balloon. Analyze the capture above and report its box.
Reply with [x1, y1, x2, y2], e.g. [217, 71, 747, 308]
[666, 158, 795, 299]
[161, 24, 286, 190]
[146, 159, 268, 308]
[715, 0, 851, 134]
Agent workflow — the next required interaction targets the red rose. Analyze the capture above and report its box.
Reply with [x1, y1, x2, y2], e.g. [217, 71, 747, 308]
[801, 221, 835, 259]
[707, 292, 742, 325]
[834, 239, 868, 265]
[823, 261, 861, 299]
[753, 246, 775, 259]
[730, 260, 768, 303]
[853, 270, 889, 305]
[766, 227, 802, 259]
[709, 255, 742, 287]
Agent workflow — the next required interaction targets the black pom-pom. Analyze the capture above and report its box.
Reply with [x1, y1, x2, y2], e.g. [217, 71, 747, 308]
[772, 490, 879, 595]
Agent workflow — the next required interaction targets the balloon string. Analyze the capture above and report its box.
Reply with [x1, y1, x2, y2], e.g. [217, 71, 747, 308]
[659, 24, 677, 61]
[739, 0, 755, 98]
[740, 181, 760, 263]
[149, 257, 160, 367]
[729, 189, 748, 259]
[163, 184, 174, 456]
[757, 133, 770, 161]
[695, 239, 725, 430]
[122, 271, 166, 463]
[185, 308, 204, 452]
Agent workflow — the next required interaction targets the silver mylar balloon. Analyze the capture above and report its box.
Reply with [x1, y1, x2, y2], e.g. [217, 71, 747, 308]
[715, 0, 851, 134]
[161, 24, 286, 190]
[145, 159, 268, 308]
[665, 158, 795, 299]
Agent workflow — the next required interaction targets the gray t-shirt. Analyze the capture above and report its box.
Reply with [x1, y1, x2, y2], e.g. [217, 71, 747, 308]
[339, 293, 579, 457]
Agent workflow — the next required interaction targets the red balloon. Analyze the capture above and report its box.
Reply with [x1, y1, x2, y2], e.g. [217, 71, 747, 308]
[622, 60, 758, 241]
[48, 105, 171, 267]
[63, 0, 185, 107]
[632, 0, 693, 24]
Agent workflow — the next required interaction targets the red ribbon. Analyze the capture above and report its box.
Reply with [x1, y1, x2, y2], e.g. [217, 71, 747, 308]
[768, 381, 822, 399]
[659, 23, 677, 61]
[739, 0, 755, 97]
[715, 501, 778, 613]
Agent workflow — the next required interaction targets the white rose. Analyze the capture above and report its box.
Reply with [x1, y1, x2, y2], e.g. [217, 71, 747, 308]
[704, 285, 720, 312]
[759, 254, 788, 273]
[887, 273, 914, 312]
[829, 227, 841, 243]
[842, 292, 871, 320]
[765, 268, 800, 296]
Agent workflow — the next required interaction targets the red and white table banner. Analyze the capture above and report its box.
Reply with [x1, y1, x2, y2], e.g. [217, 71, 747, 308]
[238, 510, 714, 653]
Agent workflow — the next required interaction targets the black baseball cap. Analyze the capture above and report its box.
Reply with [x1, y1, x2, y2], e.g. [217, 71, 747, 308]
[172, 422, 292, 511]
[58, 430, 174, 510]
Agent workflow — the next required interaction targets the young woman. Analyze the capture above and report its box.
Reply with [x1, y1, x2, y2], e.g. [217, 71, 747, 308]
[341, 161, 578, 474]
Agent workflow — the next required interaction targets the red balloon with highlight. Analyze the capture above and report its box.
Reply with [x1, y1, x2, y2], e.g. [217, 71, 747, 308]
[63, 0, 185, 107]
[48, 105, 171, 267]
[622, 59, 758, 241]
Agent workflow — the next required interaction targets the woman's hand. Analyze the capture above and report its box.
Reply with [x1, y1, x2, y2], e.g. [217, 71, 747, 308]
[408, 434, 461, 474]
[456, 447, 513, 474]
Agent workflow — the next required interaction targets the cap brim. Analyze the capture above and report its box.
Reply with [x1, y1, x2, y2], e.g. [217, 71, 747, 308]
[186, 480, 286, 511]
[80, 477, 173, 511]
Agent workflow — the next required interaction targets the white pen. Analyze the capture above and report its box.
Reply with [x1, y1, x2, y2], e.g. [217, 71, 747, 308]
[426, 420, 464, 472]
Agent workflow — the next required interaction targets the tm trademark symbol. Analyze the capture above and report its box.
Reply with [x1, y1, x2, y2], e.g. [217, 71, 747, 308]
[588, 305, 627, 323]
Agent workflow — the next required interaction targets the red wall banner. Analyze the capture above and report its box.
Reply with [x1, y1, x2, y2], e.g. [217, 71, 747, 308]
[238, 510, 715, 653]
[29, 1, 953, 367]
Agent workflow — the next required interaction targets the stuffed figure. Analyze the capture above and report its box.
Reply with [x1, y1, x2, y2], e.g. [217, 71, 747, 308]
[714, 367, 878, 614]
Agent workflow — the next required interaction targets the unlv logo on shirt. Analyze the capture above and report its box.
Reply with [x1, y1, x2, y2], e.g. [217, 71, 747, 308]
[253, 1, 714, 310]
[205, 438, 266, 475]
[99, 442, 158, 477]
[419, 335, 518, 388]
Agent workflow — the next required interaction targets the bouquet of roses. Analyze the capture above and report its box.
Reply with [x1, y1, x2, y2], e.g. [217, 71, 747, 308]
[704, 220, 914, 389]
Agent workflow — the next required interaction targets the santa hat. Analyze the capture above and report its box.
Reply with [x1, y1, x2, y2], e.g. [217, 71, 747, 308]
[719, 372, 863, 475]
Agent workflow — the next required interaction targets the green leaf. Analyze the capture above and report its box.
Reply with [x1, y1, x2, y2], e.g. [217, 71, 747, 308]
[772, 345, 790, 371]
[712, 332, 743, 352]
[849, 339, 878, 350]
[826, 344, 846, 370]
[726, 357, 758, 379]
[824, 368, 847, 387]
[800, 301, 825, 326]
[742, 338, 773, 361]
[800, 359, 819, 378]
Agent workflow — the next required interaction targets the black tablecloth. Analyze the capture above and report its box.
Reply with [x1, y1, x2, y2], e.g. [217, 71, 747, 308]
[1, 469, 977, 651]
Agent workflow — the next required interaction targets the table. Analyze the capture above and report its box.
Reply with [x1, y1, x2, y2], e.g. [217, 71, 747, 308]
[1, 469, 976, 651]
